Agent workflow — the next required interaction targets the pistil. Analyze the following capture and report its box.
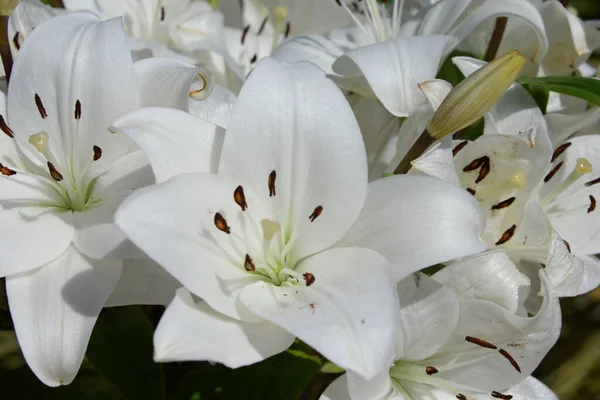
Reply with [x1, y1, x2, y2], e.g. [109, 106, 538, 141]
[541, 157, 592, 205]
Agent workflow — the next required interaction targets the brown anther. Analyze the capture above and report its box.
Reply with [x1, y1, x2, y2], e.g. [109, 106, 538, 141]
[309, 205, 323, 222]
[335, 0, 341, 5]
[491, 197, 516, 210]
[498, 348, 521, 373]
[476, 157, 490, 183]
[452, 140, 468, 156]
[93, 145, 102, 161]
[214, 212, 231, 234]
[74, 99, 82, 120]
[0, 163, 16, 176]
[47, 161, 63, 181]
[268, 170, 276, 197]
[258, 16, 269, 35]
[564, 239, 572, 253]
[495, 225, 516, 245]
[241, 25, 250, 44]
[456, 395, 467, 400]
[160, 6, 165, 21]
[462, 156, 488, 172]
[425, 366, 438, 375]
[544, 161, 563, 183]
[588, 195, 597, 213]
[551, 142, 571, 162]
[250, 54, 258, 64]
[234, 185, 248, 211]
[244, 254, 256, 272]
[0, 115, 14, 138]
[284, 21, 291, 38]
[12, 32, 20, 50]
[34, 93, 48, 119]
[465, 336, 497, 349]
[303, 272, 315, 286]
[466, 188, 476, 196]
[491, 391, 513, 400]
[585, 177, 600, 187]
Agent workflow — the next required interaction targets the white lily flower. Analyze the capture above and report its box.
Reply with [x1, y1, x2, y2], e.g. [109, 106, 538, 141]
[321, 251, 561, 400]
[114, 57, 486, 379]
[0, 13, 224, 386]
[435, 57, 600, 297]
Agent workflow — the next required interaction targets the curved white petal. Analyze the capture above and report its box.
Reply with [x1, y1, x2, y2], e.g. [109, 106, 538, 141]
[8, 13, 138, 173]
[338, 174, 487, 281]
[321, 374, 352, 400]
[153, 288, 294, 367]
[221, 58, 368, 261]
[545, 107, 600, 146]
[0, 173, 74, 276]
[188, 84, 236, 129]
[429, 271, 561, 392]
[6, 245, 121, 386]
[134, 57, 200, 111]
[434, 251, 530, 314]
[240, 247, 399, 380]
[507, 376, 558, 400]
[398, 274, 460, 361]
[116, 173, 261, 321]
[8, 0, 60, 56]
[410, 136, 459, 184]
[112, 107, 225, 183]
[271, 35, 345, 75]
[332, 35, 455, 117]
[74, 151, 153, 259]
[106, 259, 181, 307]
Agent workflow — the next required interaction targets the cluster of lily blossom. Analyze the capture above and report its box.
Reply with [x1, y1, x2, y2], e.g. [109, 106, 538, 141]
[1, 0, 599, 398]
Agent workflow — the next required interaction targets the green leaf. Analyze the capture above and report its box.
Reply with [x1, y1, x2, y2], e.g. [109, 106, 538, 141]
[86, 306, 165, 400]
[517, 76, 600, 107]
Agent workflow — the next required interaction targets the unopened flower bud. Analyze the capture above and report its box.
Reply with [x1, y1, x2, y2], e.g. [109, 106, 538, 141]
[426, 50, 526, 140]
[0, 0, 18, 16]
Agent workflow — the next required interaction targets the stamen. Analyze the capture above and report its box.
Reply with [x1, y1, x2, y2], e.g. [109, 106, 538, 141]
[93, 145, 102, 161]
[0, 163, 16, 176]
[544, 161, 563, 183]
[250, 54, 258, 64]
[0, 115, 14, 138]
[476, 157, 491, 183]
[585, 177, 600, 187]
[542, 158, 592, 204]
[284, 21, 291, 38]
[268, 170, 276, 197]
[244, 254, 256, 271]
[456, 395, 467, 400]
[498, 348, 521, 373]
[425, 366, 438, 375]
[74, 99, 81, 120]
[463, 156, 488, 172]
[34, 93, 48, 119]
[452, 140, 468, 156]
[564, 239, 572, 253]
[303, 272, 315, 286]
[465, 336, 497, 349]
[491, 391, 513, 400]
[491, 197, 516, 210]
[214, 212, 231, 234]
[466, 188, 476, 196]
[309, 205, 323, 222]
[160, 6, 165, 21]
[551, 142, 571, 162]
[47, 161, 63, 181]
[588, 195, 596, 213]
[495, 225, 516, 245]
[234, 185, 248, 211]
[28, 132, 49, 153]
[241, 25, 250, 44]
[258, 16, 269, 35]
[12, 31, 20, 50]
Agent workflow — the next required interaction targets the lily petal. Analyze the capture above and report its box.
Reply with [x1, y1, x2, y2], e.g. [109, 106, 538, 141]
[240, 247, 398, 380]
[112, 107, 225, 183]
[153, 288, 294, 367]
[6, 245, 121, 386]
[220, 58, 368, 261]
[8, 0, 59, 56]
[338, 174, 487, 281]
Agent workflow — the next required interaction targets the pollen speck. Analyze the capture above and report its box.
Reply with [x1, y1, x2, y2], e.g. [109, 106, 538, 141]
[303, 272, 315, 286]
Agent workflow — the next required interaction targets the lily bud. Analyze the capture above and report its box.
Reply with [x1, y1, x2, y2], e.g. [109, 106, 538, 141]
[426, 50, 527, 140]
[0, 0, 18, 16]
